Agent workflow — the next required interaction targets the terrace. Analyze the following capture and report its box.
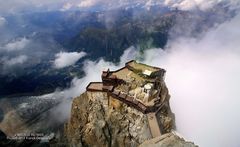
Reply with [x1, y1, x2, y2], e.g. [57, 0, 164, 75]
[86, 60, 165, 113]
[86, 60, 166, 138]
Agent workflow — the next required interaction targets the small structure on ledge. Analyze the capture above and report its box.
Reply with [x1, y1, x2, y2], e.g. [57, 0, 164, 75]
[86, 60, 167, 138]
[86, 60, 166, 114]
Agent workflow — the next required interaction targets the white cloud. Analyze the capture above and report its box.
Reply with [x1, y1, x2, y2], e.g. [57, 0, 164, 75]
[0, 0, 238, 14]
[3, 55, 28, 66]
[164, 0, 240, 10]
[54, 51, 87, 69]
[0, 16, 6, 27]
[68, 0, 240, 11]
[141, 14, 240, 147]
[0, 0, 67, 14]
[1, 37, 30, 52]
[77, 0, 99, 8]
[60, 3, 73, 11]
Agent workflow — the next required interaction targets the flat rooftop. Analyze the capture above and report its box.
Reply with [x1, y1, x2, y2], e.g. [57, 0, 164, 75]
[86, 82, 103, 91]
[127, 60, 160, 73]
[86, 60, 165, 113]
[112, 67, 145, 85]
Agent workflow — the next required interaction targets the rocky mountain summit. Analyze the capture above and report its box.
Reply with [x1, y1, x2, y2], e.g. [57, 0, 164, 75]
[64, 61, 197, 147]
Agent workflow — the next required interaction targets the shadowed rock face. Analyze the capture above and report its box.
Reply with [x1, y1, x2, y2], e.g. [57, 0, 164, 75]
[0, 108, 4, 123]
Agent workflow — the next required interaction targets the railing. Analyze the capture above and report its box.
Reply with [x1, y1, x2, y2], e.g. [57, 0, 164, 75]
[108, 88, 160, 114]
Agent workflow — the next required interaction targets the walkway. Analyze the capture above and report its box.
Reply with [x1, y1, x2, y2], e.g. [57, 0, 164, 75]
[147, 112, 162, 138]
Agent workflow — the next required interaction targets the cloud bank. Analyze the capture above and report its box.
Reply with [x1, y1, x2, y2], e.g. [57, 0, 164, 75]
[62, 0, 240, 11]
[164, 0, 239, 11]
[0, 34, 62, 75]
[0, 55, 28, 75]
[53, 51, 86, 69]
[1, 37, 30, 52]
[0, 0, 239, 14]
[0, 0, 67, 14]
[3, 55, 27, 66]
[0, 16, 6, 27]
[141, 13, 240, 147]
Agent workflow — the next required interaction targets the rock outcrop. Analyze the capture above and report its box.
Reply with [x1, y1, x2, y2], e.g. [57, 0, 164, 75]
[64, 82, 182, 146]
[64, 61, 197, 147]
